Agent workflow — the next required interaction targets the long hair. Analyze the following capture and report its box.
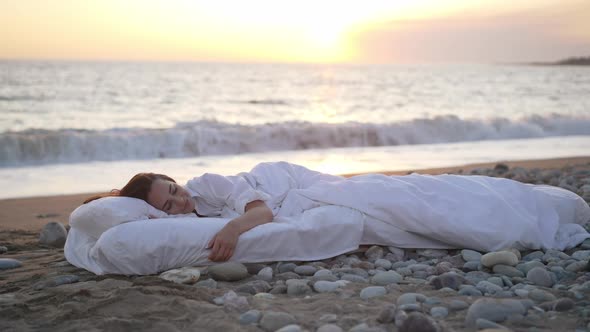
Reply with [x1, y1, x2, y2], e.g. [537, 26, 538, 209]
[83, 173, 176, 204]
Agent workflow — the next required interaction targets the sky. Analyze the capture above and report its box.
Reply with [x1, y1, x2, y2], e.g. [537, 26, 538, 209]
[1, 0, 589, 64]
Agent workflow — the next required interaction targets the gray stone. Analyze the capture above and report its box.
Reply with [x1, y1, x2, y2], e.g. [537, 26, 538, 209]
[269, 285, 287, 294]
[399, 303, 421, 312]
[417, 249, 448, 258]
[376, 304, 396, 323]
[208, 262, 250, 281]
[33, 275, 79, 290]
[464, 271, 491, 285]
[313, 281, 341, 293]
[213, 291, 249, 313]
[39, 221, 67, 247]
[579, 238, 590, 249]
[526, 267, 554, 287]
[0, 246, 7, 254]
[360, 286, 387, 300]
[317, 324, 343, 332]
[371, 270, 403, 285]
[528, 289, 556, 302]
[431, 272, 466, 290]
[462, 261, 481, 271]
[461, 249, 482, 262]
[565, 261, 587, 272]
[518, 260, 545, 275]
[493, 264, 524, 278]
[365, 246, 385, 261]
[260, 311, 296, 331]
[277, 262, 298, 273]
[538, 298, 575, 312]
[399, 312, 438, 332]
[465, 298, 527, 326]
[487, 276, 504, 287]
[450, 300, 469, 311]
[0, 258, 22, 270]
[430, 306, 449, 319]
[287, 280, 312, 296]
[475, 318, 510, 330]
[159, 267, 201, 284]
[476, 280, 503, 295]
[194, 279, 217, 289]
[374, 258, 392, 270]
[572, 250, 590, 261]
[276, 324, 302, 332]
[481, 251, 518, 267]
[239, 309, 261, 325]
[458, 285, 483, 297]
[341, 274, 369, 283]
[235, 280, 271, 294]
[257, 267, 273, 281]
[396, 293, 427, 306]
[522, 251, 544, 261]
[294, 265, 317, 276]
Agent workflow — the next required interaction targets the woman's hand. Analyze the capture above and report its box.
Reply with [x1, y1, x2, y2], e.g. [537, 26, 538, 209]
[207, 223, 240, 262]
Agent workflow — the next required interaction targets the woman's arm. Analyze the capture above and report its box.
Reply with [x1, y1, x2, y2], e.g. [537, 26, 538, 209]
[207, 200, 273, 261]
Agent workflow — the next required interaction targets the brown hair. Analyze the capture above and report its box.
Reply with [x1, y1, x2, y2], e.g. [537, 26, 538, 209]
[83, 173, 176, 204]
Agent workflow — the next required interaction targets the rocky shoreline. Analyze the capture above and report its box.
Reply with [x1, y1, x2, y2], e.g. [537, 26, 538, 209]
[1, 161, 590, 332]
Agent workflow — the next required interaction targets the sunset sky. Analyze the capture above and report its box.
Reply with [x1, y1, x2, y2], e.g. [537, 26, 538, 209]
[1, 0, 589, 64]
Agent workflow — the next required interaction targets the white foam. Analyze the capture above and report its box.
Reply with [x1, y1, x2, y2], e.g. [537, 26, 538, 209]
[2, 115, 590, 167]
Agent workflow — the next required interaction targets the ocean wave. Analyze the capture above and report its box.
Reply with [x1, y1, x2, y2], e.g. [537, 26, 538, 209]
[1, 114, 589, 167]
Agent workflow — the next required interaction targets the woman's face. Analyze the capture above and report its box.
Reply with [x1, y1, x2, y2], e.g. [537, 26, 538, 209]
[147, 179, 195, 214]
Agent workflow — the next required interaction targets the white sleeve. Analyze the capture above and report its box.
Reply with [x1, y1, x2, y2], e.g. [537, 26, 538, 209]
[186, 173, 271, 215]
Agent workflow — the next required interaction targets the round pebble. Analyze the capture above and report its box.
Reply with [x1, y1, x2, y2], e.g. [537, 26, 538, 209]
[0, 258, 22, 270]
[360, 286, 387, 300]
[430, 306, 449, 319]
[276, 324, 302, 332]
[313, 281, 340, 293]
[39, 221, 68, 247]
[526, 267, 554, 287]
[481, 251, 519, 267]
[397, 292, 427, 306]
[33, 275, 79, 290]
[317, 324, 343, 332]
[371, 270, 402, 285]
[208, 262, 249, 281]
[492, 264, 524, 278]
[461, 249, 482, 262]
[431, 272, 465, 290]
[159, 267, 201, 284]
[239, 309, 261, 325]
[399, 312, 438, 332]
[257, 267, 273, 281]
[294, 265, 317, 276]
[260, 311, 296, 332]
[374, 258, 392, 270]
[450, 300, 469, 311]
[465, 298, 526, 326]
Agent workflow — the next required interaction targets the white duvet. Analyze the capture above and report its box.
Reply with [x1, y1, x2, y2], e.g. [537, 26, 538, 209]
[65, 162, 590, 275]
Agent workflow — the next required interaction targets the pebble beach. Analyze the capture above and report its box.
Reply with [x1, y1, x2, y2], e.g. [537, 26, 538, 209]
[1, 158, 590, 332]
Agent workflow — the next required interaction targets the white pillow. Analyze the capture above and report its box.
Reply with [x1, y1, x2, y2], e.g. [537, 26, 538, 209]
[69, 196, 169, 240]
[65, 205, 365, 275]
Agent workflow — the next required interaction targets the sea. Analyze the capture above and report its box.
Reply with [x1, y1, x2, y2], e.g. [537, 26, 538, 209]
[1, 61, 589, 199]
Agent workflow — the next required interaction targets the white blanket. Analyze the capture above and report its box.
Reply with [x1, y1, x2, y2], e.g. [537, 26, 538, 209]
[221, 162, 590, 252]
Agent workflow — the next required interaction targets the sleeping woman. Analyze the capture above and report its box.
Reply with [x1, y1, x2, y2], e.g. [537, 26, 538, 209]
[85, 161, 590, 262]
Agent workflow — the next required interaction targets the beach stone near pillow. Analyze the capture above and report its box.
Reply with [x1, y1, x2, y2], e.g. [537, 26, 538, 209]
[565, 261, 587, 272]
[371, 271, 403, 285]
[522, 251, 544, 261]
[571, 250, 590, 261]
[431, 272, 466, 290]
[374, 258, 392, 270]
[39, 221, 67, 247]
[294, 265, 317, 276]
[481, 251, 518, 267]
[257, 267, 273, 282]
[492, 264, 524, 278]
[526, 267, 553, 287]
[360, 286, 387, 300]
[0, 258, 22, 270]
[399, 312, 438, 332]
[159, 267, 201, 285]
[365, 246, 384, 261]
[277, 262, 298, 273]
[518, 260, 545, 275]
[33, 275, 79, 290]
[465, 298, 527, 326]
[417, 249, 448, 258]
[260, 311, 296, 332]
[208, 262, 249, 281]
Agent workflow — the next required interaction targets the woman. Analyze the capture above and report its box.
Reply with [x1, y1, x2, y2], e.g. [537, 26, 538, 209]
[86, 161, 590, 261]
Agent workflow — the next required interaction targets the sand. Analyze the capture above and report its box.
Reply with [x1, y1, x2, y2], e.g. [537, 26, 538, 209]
[1, 156, 590, 331]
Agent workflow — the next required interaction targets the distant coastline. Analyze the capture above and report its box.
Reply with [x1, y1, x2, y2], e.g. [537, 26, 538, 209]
[528, 56, 590, 66]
